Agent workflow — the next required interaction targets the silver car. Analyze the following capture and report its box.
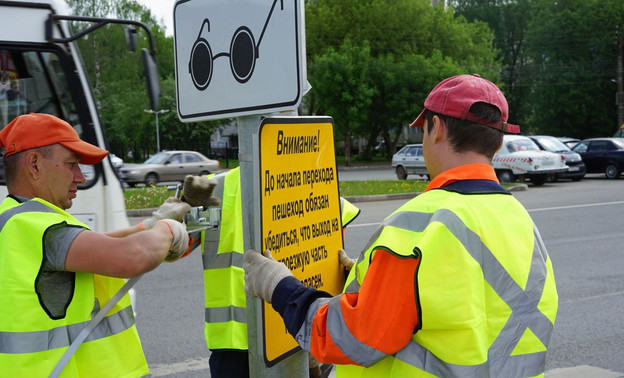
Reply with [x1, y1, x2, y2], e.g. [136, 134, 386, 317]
[120, 150, 220, 186]
[392, 144, 429, 180]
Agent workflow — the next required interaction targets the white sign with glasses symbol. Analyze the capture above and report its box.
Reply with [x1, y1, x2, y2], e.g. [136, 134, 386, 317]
[174, 0, 304, 122]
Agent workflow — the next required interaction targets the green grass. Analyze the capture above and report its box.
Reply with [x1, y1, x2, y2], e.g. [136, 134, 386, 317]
[338, 179, 428, 197]
[124, 179, 428, 210]
[124, 186, 175, 210]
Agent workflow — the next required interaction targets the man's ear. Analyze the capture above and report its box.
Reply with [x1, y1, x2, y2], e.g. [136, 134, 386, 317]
[25, 151, 42, 180]
[431, 115, 447, 143]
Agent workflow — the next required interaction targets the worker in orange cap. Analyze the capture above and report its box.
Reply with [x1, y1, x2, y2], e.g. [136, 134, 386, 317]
[0, 113, 191, 377]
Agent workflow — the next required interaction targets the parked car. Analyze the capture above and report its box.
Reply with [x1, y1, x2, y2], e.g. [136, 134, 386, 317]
[492, 135, 568, 186]
[120, 150, 220, 186]
[392, 144, 428, 180]
[109, 153, 124, 175]
[528, 135, 585, 181]
[571, 138, 624, 179]
[110, 153, 124, 169]
[557, 137, 580, 149]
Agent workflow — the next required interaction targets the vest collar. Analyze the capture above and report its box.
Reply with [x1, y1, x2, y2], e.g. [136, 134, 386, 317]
[425, 164, 499, 192]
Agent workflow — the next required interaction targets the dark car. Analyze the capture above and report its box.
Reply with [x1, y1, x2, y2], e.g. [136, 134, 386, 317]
[571, 138, 624, 179]
[120, 150, 220, 186]
[529, 135, 585, 181]
[391, 144, 428, 180]
[557, 137, 580, 149]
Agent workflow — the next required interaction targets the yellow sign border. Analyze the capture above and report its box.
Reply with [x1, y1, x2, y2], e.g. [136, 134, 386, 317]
[258, 116, 344, 366]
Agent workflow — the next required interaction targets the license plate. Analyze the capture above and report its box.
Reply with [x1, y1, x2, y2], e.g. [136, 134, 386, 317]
[568, 166, 579, 171]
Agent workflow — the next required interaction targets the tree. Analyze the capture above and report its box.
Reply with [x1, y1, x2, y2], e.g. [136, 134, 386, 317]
[523, 0, 623, 137]
[367, 51, 464, 159]
[452, 0, 624, 138]
[304, 0, 500, 157]
[67, 0, 225, 160]
[450, 0, 533, 127]
[308, 40, 374, 166]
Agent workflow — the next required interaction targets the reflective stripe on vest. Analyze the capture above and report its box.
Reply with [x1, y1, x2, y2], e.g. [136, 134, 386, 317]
[0, 197, 148, 377]
[0, 306, 134, 354]
[331, 191, 556, 377]
[0, 198, 54, 227]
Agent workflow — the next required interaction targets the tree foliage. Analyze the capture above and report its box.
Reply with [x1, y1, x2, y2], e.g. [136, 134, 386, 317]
[451, 0, 624, 138]
[304, 0, 500, 162]
[66, 0, 225, 161]
[308, 40, 374, 165]
[66, 0, 624, 162]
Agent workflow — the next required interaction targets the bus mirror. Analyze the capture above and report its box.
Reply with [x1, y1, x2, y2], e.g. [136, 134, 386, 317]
[142, 48, 161, 111]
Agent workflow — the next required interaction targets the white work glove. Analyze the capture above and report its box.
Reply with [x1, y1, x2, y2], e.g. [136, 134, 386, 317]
[339, 249, 356, 272]
[182, 175, 220, 208]
[140, 197, 191, 230]
[244, 249, 292, 303]
[157, 219, 190, 262]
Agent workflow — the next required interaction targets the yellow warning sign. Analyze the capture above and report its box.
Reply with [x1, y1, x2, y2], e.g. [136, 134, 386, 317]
[259, 117, 344, 366]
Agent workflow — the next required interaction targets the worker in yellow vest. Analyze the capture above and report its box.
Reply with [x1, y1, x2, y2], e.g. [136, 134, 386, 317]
[243, 75, 558, 377]
[0, 114, 192, 377]
[183, 166, 359, 377]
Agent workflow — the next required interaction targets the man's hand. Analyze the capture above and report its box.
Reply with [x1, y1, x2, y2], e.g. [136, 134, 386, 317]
[339, 249, 356, 271]
[182, 175, 220, 208]
[243, 249, 292, 303]
[140, 198, 191, 230]
[157, 219, 191, 262]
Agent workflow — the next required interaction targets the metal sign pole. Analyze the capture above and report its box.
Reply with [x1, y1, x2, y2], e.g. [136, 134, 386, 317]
[238, 114, 307, 377]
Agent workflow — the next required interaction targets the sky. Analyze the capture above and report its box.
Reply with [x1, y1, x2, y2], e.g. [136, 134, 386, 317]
[136, 0, 175, 36]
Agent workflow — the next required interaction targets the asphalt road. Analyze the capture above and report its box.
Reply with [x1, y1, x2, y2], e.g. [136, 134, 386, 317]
[131, 172, 624, 377]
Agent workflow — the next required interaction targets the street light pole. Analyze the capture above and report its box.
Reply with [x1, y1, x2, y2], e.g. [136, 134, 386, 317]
[617, 32, 623, 128]
[144, 109, 170, 152]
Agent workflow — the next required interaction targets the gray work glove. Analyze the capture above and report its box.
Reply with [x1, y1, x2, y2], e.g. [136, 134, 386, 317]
[157, 219, 191, 262]
[182, 175, 220, 208]
[140, 197, 191, 230]
[339, 249, 356, 272]
[243, 249, 292, 303]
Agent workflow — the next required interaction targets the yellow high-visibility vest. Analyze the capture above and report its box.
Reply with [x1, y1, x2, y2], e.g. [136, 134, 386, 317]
[0, 197, 148, 377]
[202, 168, 247, 350]
[336, 188, 558, 377]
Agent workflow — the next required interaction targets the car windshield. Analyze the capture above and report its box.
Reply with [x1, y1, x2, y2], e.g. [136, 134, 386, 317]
[507, 139, 540, 152]
[534, 137, 570, 152]
[613, 139, 624, 149]
[144, 152, 170, 164]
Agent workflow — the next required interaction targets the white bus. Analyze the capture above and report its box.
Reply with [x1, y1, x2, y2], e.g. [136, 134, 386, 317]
[0, 0, 160, 232]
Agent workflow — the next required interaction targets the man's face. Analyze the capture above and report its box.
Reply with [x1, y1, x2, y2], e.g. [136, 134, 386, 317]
[38, 145, 86, 209]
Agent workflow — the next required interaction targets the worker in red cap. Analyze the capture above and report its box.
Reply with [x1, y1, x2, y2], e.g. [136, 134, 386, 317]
[0, 113, 192, 377]
[244, 75, 558, 377]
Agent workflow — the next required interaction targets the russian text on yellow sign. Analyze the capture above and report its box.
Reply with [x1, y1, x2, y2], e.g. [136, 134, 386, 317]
[259, 117, 344, 365]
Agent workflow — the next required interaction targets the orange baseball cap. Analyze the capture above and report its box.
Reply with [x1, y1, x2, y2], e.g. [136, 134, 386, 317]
[0, 113, 108, 164]
[409, 74, 520, 133]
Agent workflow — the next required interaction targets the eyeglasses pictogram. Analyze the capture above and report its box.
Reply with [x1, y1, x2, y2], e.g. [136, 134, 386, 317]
[188, 0, 284, 91]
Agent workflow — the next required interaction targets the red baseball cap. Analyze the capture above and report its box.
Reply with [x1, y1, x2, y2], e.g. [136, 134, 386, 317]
[409, 74, 520, 133]
[0, 113, 108, 164]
